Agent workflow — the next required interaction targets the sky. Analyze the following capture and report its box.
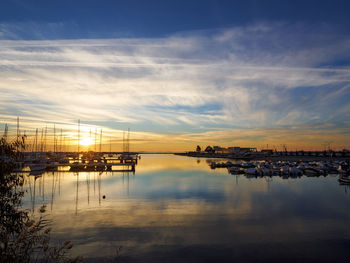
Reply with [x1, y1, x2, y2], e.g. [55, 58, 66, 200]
[1, 0, 350, 151]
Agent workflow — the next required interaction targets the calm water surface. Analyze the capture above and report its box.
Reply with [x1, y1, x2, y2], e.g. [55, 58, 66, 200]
[22, 154, 350, 262]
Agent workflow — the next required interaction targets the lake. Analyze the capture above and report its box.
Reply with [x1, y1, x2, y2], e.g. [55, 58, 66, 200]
[22, 154, 350, 262]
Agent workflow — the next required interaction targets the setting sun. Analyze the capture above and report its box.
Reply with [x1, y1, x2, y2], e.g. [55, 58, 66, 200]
[80, 137, 94, 146]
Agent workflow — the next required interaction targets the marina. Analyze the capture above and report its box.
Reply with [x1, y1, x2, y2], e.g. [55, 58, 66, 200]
[2, 122, 350, 262]
[16, 154, 350, 262]
[2, 118, 140, 174]
[210, 160, 350, 179]
[19, 152, 139, 174]
[2, 2, 350, 262]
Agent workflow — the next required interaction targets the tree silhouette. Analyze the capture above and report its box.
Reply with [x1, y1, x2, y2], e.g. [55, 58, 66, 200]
[204, 146, 214, 153]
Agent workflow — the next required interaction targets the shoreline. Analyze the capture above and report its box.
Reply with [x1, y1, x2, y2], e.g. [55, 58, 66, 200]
[174, 152, 350, 162]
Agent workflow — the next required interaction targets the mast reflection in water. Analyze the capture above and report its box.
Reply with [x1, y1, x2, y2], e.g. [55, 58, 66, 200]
[21, 154, 350, 263]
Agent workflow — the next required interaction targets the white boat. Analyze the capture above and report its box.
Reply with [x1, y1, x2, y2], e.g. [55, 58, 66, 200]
[261, 167, 272, 176]
[228, 166, 244, 174]
[289, 166, 302, 176]
[70, 162, 85, 171]
[246, 168, 257, 175]
[303, 167, 320, 176]
[280, 165, 289, 175]
[339, 175, 350, 184]
[29, 164, 46, 172]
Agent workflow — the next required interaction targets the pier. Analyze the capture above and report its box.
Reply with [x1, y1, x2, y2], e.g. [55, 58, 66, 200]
[16, 152, 140, 174]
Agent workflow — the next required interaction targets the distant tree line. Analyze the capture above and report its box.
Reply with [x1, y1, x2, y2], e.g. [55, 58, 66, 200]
[195, 145, 215, 153]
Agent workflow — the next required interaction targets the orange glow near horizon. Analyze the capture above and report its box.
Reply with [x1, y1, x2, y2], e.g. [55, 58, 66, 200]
[2, 121, 350, 152]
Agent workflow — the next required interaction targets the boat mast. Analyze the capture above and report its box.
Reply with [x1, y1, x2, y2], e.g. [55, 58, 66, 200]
[35, 128, 38, 153]
[54, 124, 56, 153]
[44, 126, 47, 152]
[95, 128, 97, 152]
[16, 117, 19, 151]
[99, 129, 102, 152]
[60, 129, 63, 153]
[109, 136, 112, 153]
[123, 131, 125, 153]
[40, 127, 44, 152]
[77, 119, 80, 157]
[89, 129, 92, 152]
[127, 128, 130, 153]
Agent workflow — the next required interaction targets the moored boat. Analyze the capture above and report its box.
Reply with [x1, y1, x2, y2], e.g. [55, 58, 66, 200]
[29, 163, 46, 172]
[339, 174, 350, 184]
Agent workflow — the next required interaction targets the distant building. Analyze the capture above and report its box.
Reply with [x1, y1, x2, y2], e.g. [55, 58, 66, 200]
[228, 147, 241, 153]
[228, 147, 256, 154]
[213, 146, 228, 153]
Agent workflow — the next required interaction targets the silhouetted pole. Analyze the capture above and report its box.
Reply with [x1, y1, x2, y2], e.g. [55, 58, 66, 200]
[95, 128, 97, 152]
[99, 129, 102, 152]
[77, 119, 80, 157]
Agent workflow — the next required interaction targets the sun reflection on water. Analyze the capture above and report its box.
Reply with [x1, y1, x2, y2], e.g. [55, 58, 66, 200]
[20, 154, 350, 262]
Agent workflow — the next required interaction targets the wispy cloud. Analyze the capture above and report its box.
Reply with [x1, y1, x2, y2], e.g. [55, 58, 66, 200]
[1, 22, 350, 150]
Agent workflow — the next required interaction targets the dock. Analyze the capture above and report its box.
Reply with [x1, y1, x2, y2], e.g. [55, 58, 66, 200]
[16, 152, 140, 173]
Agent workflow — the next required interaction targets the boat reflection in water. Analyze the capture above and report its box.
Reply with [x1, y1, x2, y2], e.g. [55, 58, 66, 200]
[21, 154, 350, 263]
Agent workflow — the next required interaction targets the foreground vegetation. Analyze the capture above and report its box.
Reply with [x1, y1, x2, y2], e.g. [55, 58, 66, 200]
[0, 137, 82, 262]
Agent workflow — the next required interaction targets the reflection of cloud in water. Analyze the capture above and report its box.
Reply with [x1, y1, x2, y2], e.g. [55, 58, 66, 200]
[20, 155, 350, 262]
[136, 154, 220, 173]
